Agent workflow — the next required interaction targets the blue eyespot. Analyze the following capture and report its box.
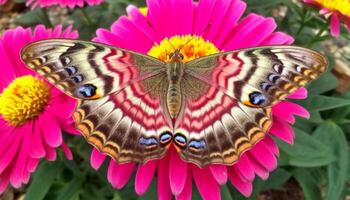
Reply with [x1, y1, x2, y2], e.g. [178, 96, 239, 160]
[139, 137, 158, 146]
[188, 140, 206, 150]
[268, 73, 280, 83]
[260, 82, 272, 91]
[160, 132, 172, 143]
[72, 75, 84, 83]
[78, 84, 97, 98]
[174, 134, 187, 145]
[64, 66, 77, 76]
[249, 91, 266, 106]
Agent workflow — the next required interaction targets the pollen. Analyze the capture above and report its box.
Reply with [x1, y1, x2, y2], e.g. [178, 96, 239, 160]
[315, 0, 350, 17]
[0, 75, 50, 126]
[148, 35, 220, 62]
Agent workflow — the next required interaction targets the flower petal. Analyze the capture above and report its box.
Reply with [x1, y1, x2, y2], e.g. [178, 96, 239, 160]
[90, 148, 106, 170]
[135, 160, 158, 195]
[176, 170, 192, 200]
[228, 167, 253, 197]
[269, 117, 295, 144]
[192, 166, 220, 200]
[169, 149, 188, 195]
[209, 165, 227, 185]
[157, 154, 172, 200]
[107, 161, 135, 189]
[330, 13, 340, 37]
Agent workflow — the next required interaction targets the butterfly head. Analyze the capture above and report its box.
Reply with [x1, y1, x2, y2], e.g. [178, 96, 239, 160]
[169, 50, 184, 62]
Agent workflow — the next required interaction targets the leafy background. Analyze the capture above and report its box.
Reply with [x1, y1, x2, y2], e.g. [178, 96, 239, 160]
[1, 0, 350, 199]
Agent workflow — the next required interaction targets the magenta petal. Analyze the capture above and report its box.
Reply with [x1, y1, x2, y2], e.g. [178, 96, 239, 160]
[41, 114, 62, 148]
[209, 165, 227, 185]
[192, 166, 220, 200]
[176, 170, 192, 200]
[169, 149, 188, 195]
[29, 124, 46, 159]
[262, 136, 279, 156]
[10, 125, 32, 187]
[0, 132, 21, 174]
[330, 13, 340, 37]
[246, 154, 269, 180]
[107, 161, 135, 189]
[273, 101, 310, 121]
[44, 145, 57, 161]
[90, 148, 106, 170]
[135, 160, 158, 195]
[269, 117, 295, 144]
[61, 142, 73, 160]
[27, 158, 39, 173]
[260, 32, 294, 45]
[234, 154, 255, 182]
[288, 87, 308, 99]
[157, 153, 172, 200]
[249, 141, 277, 171]
[228, 168, 253, 197]
[0, 170, 10, 193]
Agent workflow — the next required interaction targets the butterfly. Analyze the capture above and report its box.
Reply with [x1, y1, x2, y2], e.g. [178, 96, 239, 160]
[21, 39, 327, 167]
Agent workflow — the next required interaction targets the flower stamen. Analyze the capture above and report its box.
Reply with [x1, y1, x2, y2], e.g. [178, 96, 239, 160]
[315, 0, 350, 17]
[0, 75, 50, 126]
[148, 35, 220, 62]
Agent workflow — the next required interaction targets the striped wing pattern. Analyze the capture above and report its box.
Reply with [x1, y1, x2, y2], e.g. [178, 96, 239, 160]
[21, 39, 173, 164]
[175, 46, 327, 166]
[21, 40, 327, 167]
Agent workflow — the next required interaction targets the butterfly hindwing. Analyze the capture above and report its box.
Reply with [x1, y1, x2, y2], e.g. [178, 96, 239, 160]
[174, 88, 272, 167]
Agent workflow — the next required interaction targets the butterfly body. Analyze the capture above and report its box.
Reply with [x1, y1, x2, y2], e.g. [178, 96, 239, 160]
[21, 39, 327, 167]
[166, 50, 185, 120]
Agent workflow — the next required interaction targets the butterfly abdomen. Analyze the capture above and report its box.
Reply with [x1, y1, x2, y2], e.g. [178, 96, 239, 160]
[167, 83, 182, 119]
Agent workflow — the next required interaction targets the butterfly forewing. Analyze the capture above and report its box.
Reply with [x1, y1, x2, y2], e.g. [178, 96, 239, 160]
[185, 46, 328, 108]
[21, 39, 166, 100]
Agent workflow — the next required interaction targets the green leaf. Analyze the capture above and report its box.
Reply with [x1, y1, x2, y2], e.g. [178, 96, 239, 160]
[138, 180, 157, 200]
[220, 184, 233, 200]
[295, 95, 350, 112]
[307, 72, 338, 94]
[25, 161, 62, 200]
[277, 128, 335, 167]
[248, 168, 291, 200]
[56, 177, 83, 200]
[313, 122, 349, 200]
[292, 168, 322, 200]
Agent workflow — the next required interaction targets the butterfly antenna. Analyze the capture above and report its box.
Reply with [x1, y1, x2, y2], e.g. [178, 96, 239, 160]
[146, 20, 176, 51]
[179, 23, 212, 51]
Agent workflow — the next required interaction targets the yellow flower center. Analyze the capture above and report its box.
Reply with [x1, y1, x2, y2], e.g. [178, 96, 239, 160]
[0, 75, 50, 126]
[315, 0, 350, 16]
[148, 35, 220, 62]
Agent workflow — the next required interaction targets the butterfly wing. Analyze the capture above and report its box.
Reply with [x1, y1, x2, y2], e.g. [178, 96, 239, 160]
[21, 39, 173, 164]
[21, 39, 166, 99]
[185, 46, 327, 108]
[173, 46, 327, 167]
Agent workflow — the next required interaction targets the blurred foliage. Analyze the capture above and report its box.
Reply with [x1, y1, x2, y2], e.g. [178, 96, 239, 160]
[5, 0, 350, 199]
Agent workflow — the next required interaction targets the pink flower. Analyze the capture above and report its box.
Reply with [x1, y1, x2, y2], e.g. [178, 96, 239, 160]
[89, 0, 309, 199]
[26, 0, 103, 8]
[0, 0, 6, 5]
[0, 25, 79, 193]
[303, 0, 350, 37]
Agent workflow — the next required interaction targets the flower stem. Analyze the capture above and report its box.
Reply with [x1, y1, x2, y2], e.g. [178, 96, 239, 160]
[80, 8, 94, 26]
[307, 23, 329, 48]
[41, 8, 53, 28]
